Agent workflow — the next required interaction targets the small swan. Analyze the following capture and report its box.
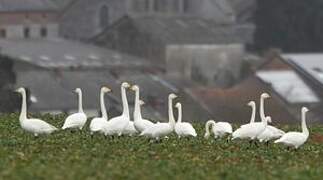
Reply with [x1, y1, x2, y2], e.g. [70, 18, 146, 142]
[204, 120, 232, 139]
[174, 102, 197, 138]
[62, 88, 87, 130]
[140, 93, 177, 141]
[131, 85, 155, 132]
[256, 93, 285, 143]
[89, 86, 111, 135]
[232, 101, 269, 141]
[274, 107, 310, 149]
[102, 82, 131, 136]
[15, 87, 58, 136]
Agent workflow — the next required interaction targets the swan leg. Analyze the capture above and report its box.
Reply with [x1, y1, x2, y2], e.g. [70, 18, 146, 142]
[266, 141, 270, 147]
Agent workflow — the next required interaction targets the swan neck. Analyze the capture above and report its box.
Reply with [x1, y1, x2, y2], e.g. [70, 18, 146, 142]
[250, 104, 256, 123]
[205, 120, 215, 136]
[260, 96, 266, 121]
[121, 86, 129, 118]
[100, 90, 108, 120]
[168, 97, 175, 127]
[19, 90, 27, 122]
[177, 105, 182, 123]
[78, 91, 84, 113]
[133, 89, 141, 121]
[302, 111, 309, 136]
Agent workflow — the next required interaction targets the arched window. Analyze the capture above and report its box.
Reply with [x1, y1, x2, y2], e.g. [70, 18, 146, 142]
[99, 5, 110, 28]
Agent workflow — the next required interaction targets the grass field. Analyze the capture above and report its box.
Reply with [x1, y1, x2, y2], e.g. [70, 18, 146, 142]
[1, 114, 323, 180]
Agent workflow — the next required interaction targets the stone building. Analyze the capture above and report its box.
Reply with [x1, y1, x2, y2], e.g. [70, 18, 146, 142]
[0, 0, 59, 39]
[59, 0, 236, 40]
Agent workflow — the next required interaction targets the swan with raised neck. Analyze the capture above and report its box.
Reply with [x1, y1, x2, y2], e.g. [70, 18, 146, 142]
[274, 107, 309, 149]
[62, 88, 87, 130]
[131, 85, 155, 132]
[174, 102, 197, 138]
[139, 93, 178, 141]
[103, 82, 131, 136]
[90, 86, 112, 134]
[15, 87, 58, 136]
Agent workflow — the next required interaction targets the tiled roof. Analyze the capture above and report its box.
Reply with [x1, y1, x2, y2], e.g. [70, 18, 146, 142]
[0, 39, 151, 69]
[96, 16, 252, 45]
[0, 0, 58, 12]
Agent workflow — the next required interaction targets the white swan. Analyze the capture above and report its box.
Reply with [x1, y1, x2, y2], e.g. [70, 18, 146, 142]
[257, 93, 285, 143]
[15, 87, 58, 136]
[122, 121, 138, 136]
[62, 88, 87, 130]
[274, 107, 309, 149]
[89, 86, 111, 135]
[131, 85, 154, 132]
[102, 82, 131, 136]
[174, 102, 197, 138]
[204, 120, 232, 139]
[232, 101, 269, 142]
[140, 93, 177, 141]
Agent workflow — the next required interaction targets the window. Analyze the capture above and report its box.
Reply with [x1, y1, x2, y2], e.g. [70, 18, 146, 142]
[40, 27, 47, 38]
[99, 5, 110, 28]
[0, 29, 6, 38]
[24, 27, 30, 39]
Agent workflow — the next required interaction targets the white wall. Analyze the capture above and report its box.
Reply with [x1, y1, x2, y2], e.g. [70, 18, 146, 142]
[0, 23, 59, 39]
[166, 44, 245, 87]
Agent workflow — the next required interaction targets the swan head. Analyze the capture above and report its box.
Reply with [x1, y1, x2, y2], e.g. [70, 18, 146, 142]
[302, 107, 309, 113]
[74, 88, 82, 94]
[139, 100, 145, 105]
[15, 87, 25, 94]
[247, 101, 255, 107]
[131, 85, 139, 91]
[102, 86, 112, 93]
[169, 93, 178, 99]
[175, 102, 181, 108]
[261, 93, 270, 99]
[122, 82, 131, 89]
[265, 116, 272, 123]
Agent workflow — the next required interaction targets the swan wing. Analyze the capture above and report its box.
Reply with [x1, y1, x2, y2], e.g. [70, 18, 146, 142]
[26, 119, 58, 133]
[215, 122, 233, 134]
[275, 132, 306, 147]
[90, 117, 107, 132]
[107, 115, 129, 132]
[175, 123, 197, 137]
[267, 125, 285, 136]
[62, 113, 87, 129]
[123, 121, 138, 135]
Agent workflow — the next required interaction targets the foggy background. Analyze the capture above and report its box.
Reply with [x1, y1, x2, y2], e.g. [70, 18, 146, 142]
[1, 0, 323, 124]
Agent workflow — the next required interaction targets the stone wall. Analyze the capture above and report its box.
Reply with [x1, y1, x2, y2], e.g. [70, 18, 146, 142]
[60, 0, 128, 40]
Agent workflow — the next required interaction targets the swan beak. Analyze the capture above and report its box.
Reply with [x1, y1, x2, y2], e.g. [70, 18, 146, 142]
[130, 86, 136, 91]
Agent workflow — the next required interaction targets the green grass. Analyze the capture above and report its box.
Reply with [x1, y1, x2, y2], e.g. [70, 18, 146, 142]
[1, 114, 323, 180]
